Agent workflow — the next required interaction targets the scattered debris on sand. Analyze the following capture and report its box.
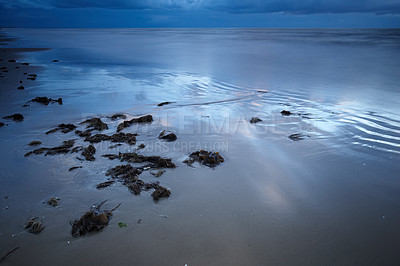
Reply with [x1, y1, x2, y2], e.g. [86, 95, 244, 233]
[31, 97, 62, 105]
[69, 166, 83, 171]
[85, 133, 137, 145]
[110, 114, 127, 120]
[29, 141, 42, 146]
[3, 114, 24, 121]
[184, 150, 224, 168]
[46, 124, 76, 134]
[157, 101, 175, 107]
[96, 181, 115, 189]
[75, 130, 91, 137]
[25, 217, 44, 234]
[151, 170, 165, 177]
[81, 145, 96, 161]
[47, 197, 60, 207]
[152, 186, 171, 201]
[288, 133, 310, 141]
[158, 130, 177, 141]
[117, 114, 153, 132]
[71, 201, 121, 237]
[250, 117, 262, 124]
[80, 118, 108, 131]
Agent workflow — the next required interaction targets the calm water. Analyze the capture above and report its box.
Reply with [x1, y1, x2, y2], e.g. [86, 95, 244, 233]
[1, 28, 400, 265]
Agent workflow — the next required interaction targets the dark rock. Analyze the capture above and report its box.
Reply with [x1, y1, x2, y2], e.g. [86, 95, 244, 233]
[158, 130, 177, 142]
[17, 86, 24, 90]
[96, 181, 115, 189]
[281, 110, 292, 116]
[152, 186, 171, 201]
[47, 197, 59, 207]
[81, 145, 96, 161]
[29, 141, 42, 146]
[250, 117, 262, 124]
[69, 166, 83, 171]
[80, 118, 108, 131]
[19, 80, 23, 83]
[75, 130, 91, 137]
[117, 114, 153, 132]
[184, 150, 224, 168]
[3, 114, 24, 121]
[110, 114, 126, 120]
[0, 122, 4, 127]
[137, 143, 145, 150]
[25, 217, 44, 234]
[8, 59, 16, 62]
[157, 101, 175, 107]
[46, 123, 76, 134]
[22, 63, 29, 66]
[288, 133, 309, 141]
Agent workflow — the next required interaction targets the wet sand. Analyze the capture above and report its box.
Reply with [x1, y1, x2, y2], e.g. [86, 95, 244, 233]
[1, 29, 400, 265]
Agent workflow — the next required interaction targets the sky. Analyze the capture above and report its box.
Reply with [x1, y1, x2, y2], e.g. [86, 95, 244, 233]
[0, 0, 400, 28]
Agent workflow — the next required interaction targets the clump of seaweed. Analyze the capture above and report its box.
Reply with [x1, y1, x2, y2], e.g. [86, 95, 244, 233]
[117, 114, 153, 132]
[106, 164, 142, 183]
[152, 186, 171, 201]
[184, 150, 224, 168]
[29, 140, 42, 146]
[250, 117, 262, 123]
[84, 133, 136, 145]
[46, 124, 76, 134]
[3, 114, 24, 121]
[47, 197, 60, 207]
[81, 145, 96, 161]
[25, 217, 44, 234]
[288, 133, 310, 141]
[96, 181, 115, 189]
[71, 201, 121, 238]
[75, 130, 91, 137]
[25, 140, 75, 157]
[158, 130, 177, 142]
[110, 114, 127, 120]
[31, 97, 62, 105]
[80, 118, 108, 131]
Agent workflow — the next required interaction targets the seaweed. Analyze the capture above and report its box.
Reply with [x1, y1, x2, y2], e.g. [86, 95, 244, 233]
[152, 186, 171, 201]
[69, 166, 83, 171]
[29, 140, 42, 146]
[184, 150, 224, 168]
[119, 152, 176, 168]
[31, 97, 62, 105]
[81, 145, 96, 161]
[84, 133, 136, 145]
[3, 114, 24, 121]
[75, 130, 91, 137]
[250, 117, 262, 124]
[117, 114, 153, 132]
[288, 133, 310, 141]
[46, 124, 76, 134]
[25, 217, 44, 234]
[80, 118, 108, 131]
[280, 110, 292, 116]
[96, 181, 115, 189]
[47, 197, 60, 207]
[157, 101, 175, 107]
[25, 140, 75, 157]
[71, 201, 121, 238]
[158, 130, 177, 142]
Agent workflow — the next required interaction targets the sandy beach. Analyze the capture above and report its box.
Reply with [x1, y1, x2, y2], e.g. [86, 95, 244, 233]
[1, 28, 400, 265]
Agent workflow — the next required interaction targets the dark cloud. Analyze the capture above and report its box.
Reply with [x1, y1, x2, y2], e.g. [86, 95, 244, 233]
[1, 0, 400, 14]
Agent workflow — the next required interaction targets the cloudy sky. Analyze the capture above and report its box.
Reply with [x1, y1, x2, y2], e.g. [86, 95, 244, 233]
[1, 0, 399, 27]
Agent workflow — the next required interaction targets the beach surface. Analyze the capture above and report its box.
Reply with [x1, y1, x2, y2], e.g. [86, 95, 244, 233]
[1, 28, 400, 265]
